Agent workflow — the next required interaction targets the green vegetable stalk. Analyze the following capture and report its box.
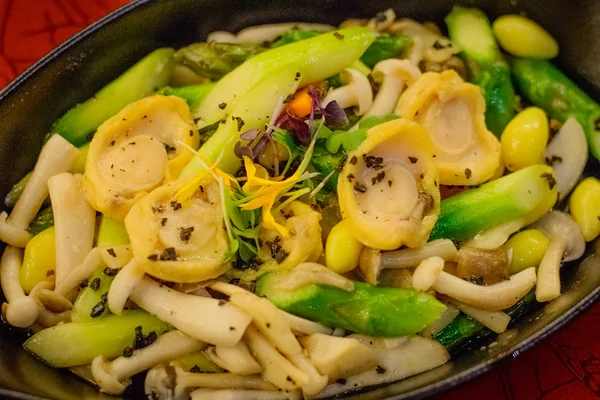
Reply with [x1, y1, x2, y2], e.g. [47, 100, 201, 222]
[435, 291, 536, 352]
[27, 206, 53, 236]
[257, 274, 446, 337]
[52, 48, 174, 146]
[174, 42, 266, 81]
[511, 58, 600, 160]
[71, 270, 113, 322]
[446, 7, 515, 136]
[429, 164, 557, 243]
[24, 310, 170, 367]
[158, 83, 216, 108]
[192, 27, 377, 126]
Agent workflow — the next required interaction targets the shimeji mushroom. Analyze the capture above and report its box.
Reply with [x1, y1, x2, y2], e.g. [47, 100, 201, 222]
[412, 256, 445, 291]
[28, 281, 71, 327]
[531, 210, 585, 302]
[82, 95, 199, 221]
[48, 173, 96, 285]
[189, 388, 302, 400]
[92, 330, 203, 395]
[366, 8, 396, 31]
[360, 59, 421, 120]
[396, 70, 501, 186]
[207, 341, 262, 375]
[323, 68, 373, 116]
[0, 135, 79, 247]
[207, 23, 334, 43]
[144, 364, 174, 400]
[338, 119, 441, 251]
[0, 246, 38, 327]
[544, 117, 588, 200]
[389, 19, 459, 65]
[174, 367, 287, 399]
[359, 239, 457, 285]
[450, 299, 511, 334]
[267, 262, 354, 292]
[130, 277, 251, 346]
[107, 259, 145, 315]
[432, 267, 537, 311]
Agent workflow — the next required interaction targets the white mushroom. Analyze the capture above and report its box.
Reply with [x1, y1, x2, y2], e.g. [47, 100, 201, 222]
[145, 364, 175, 400]
[174, 367, 278, 399]
[323, 68, 373, 116]
[206, 31, 239, 43]
[359, 239, 458, 285]
[207, 341, 262, 375]
[366, 9, 396, 32]
[244, 325, 309, 391]
[545, 117, 588, 200]
[289, 352, 328, 396]
[92, 330, 203, 395]
[28, 280, 70, 327]
[316, 336, 449, 399]
[432, 267, 537, 311]
[361, 59, 421, 120]
[130, 277, 251, 346]
[0, 135, 79, 247]
[236, 23, 334, 43]
[531, 210, 586, 302]
[190, 388, 302, 400]
[412, 256, 444, 291]
[48, 173, 96, 285]
[0, 246, 38, 327]
[300, 333, 377, 382]
[269, 262, 354, 292]
[450, 300, 511, 334]
[108, 259, 145, 315]
[53, 245, 131, 298]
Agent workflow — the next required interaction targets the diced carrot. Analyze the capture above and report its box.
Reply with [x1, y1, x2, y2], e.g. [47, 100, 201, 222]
[287, 87, 313, 118]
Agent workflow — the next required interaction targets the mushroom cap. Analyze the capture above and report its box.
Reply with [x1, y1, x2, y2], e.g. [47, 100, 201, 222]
[358, 247, 382, 285]
[531, 210, 585, 262]
[372, 59, 421, 86]
[340, 68, 374, 115]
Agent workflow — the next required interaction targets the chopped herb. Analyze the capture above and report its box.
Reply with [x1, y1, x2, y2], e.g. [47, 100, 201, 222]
[333, 32, 345, 40]
[540, 172, 557, 190]
[420, 173, 425, 179]
[376, 365, 386, 374]
[232, 116, 245, 131]
[161, 247, 178, 261]
[152, 204, 166, 213]
[90, 277, 101, 291]
[122, 347, 134, 358]
[266, 323, 271, 328]
[371, 171, 386, 185]
[349, 156, 358, 165]
[147, 254, 159, 261]
[545, 155, 563, 165]
[170, 201, 182, 211]
[283, 94, 295, 103]
[90, 295, 107, 318]
[218, 299, 228, 306]
[106, 248, 117, 257]
[190, 365, 201, 373]
[179, 226, 195, 243]
[103, 267, 118, 277]
[189, 130, 194, 137]
[465, 168, 472, 179]
[79, 278, 89, 289]
[164, 143, 176, 153]
[129, 142, 136, 145]
[336, 378, 347, 385]
[161, 217, 168, 227]
[46, 269, 55, 277]
[110, 140, 115, 146]
[218, 102, 227, 110]
[387, 180, 393, 187]
[363, 155, 385, 170]
[229, 326, 236, 331]
[347, 173, 355, 183]
[433, 40, 445, 49]
[295, 72, 301, 80]
[408, 156, 418, 164]
[354, 183, 367, 193]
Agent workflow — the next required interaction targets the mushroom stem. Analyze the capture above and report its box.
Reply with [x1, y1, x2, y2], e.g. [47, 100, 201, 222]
[412, 256, 444, 291]
[323, 68, 373, 115]
[174, 368, 278, 398]
[92, 330, 203, 395]
[49, 173, 96, 285]
[0, 246, 38, 327]
[108, 259, 145, 315]
[190, 388, 301, 400]
[207, 341, 262, 375]
[432, 267, 537, 311]
[451, 300, 511, 334]
[130, 277, 251, 346]
[0, 135, 79, 248]
[535, 238, 566, 302]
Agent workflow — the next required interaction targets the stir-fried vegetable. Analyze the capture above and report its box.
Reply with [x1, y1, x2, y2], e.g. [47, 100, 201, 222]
[511, 58, 600, 160]
[52, 48, 174, 146]
[446, 7, 515, 136]
[158, 83, 216, 108]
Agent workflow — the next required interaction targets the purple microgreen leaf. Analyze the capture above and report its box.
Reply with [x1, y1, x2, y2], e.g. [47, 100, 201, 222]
[286, 110, 311, 145]
[252, 135, 270, 158]
[234, 141, 254, 159]
[322, 100, 348, 128]
[240, 128, 261, 141]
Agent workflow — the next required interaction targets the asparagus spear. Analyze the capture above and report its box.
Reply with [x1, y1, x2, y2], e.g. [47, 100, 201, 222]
[446, 7, 516, 136]
[511, 58, 600, 160]
[158, 83, 216, 108]
[256, 274, 446, 337]
[24, 310, 170, 367]
[27, 206, 54, 236]
[429, 164, 557, 243]
[52, 48, 174, 146]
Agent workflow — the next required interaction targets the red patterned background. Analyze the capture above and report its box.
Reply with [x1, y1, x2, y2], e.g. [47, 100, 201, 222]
[0, 0, 599, 399]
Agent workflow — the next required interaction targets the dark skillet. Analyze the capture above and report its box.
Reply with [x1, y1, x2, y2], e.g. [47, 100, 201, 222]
[0, 0, 599, 399]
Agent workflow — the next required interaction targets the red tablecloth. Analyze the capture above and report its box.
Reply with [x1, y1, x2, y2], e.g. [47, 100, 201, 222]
[1, 1, 599, 399]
